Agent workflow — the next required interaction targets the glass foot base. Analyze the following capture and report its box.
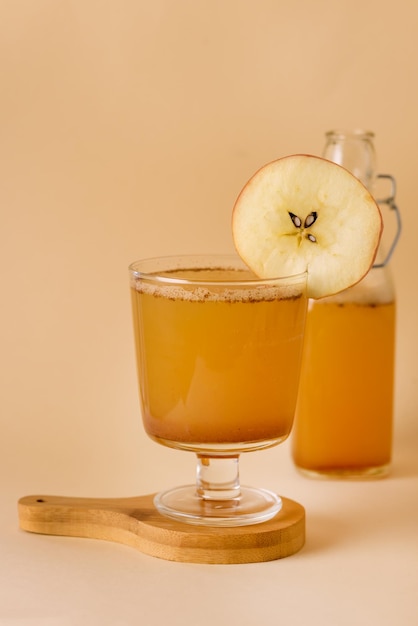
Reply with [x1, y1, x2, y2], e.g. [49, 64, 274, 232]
[154, 485, 282, 527]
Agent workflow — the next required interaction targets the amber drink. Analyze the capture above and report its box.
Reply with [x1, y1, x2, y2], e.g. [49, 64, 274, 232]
[292, 270, 395, 478]
[130, 255, 307, 525]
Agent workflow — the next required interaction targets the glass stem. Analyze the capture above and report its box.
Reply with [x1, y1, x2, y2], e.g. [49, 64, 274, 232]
[196, 455, 241, 501]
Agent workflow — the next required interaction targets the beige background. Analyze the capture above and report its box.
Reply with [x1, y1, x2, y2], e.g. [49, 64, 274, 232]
[1, 1, 417, 624]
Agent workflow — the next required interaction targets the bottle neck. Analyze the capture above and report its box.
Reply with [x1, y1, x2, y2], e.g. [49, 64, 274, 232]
[323, 129, 376, 191]
[322, 130, 401, 269]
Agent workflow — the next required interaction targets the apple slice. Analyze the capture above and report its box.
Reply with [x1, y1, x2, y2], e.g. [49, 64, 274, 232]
[232, 154, 383, 299]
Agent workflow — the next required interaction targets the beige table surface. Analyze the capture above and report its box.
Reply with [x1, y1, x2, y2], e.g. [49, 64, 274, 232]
[2, 387, 417, 625]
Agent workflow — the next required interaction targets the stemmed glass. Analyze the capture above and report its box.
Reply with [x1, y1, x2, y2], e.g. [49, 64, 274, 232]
[129, 254, 307, 527]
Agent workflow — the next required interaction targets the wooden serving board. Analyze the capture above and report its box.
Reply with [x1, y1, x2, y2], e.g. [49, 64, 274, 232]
[18, 493, 305, 564]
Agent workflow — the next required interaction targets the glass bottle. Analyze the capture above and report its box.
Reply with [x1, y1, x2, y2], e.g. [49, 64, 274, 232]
[291, 130, 401, 479]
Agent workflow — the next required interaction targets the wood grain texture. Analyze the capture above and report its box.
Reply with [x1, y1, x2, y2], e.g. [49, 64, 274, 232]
[18, 493, 305, 564]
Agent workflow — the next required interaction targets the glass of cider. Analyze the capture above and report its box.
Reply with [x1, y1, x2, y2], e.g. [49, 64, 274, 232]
[129, 255, 308, 526]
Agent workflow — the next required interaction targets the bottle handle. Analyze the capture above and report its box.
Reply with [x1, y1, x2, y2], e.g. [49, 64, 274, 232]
[373, 174, 402, 268]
